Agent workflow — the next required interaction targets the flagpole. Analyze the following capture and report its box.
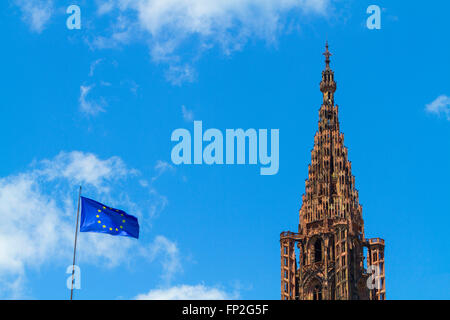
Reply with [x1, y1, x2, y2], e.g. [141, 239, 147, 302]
[70, 186, 82, 300]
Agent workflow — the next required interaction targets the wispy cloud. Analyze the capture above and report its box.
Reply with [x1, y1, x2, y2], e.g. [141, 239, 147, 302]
[39, 151, 135, 192]
[96, 0, 115, 15]
[135, 284, 237, 300]
[141, 236, 182, 282]
[147, 161, 174, 218]
[81, 60, 140, 115]
[148, 188, 169, 218]
[15, 0, 53, 33]
[181, 105, 194, 122]
[79, 85, 106, 116]
[165, 64, 197, 86]
[426, 95, 450, 120]
[152, 160, 175, 182]
[89, 59, 104, 77]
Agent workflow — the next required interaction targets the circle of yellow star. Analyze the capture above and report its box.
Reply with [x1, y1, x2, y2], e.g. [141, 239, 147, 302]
[120, 226, 123, 229]
[102, 225, 106, 228]
[122, 220, 125, 223]
[98, 209, 101, 212]
[109, 227, 112, 231]
[115, 228, 118, 231]
[98, 220, 101, 223]
[96, 215, 99, 218]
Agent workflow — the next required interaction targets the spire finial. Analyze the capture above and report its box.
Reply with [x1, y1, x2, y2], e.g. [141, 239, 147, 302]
[320, 42, 336, 96]
[323, 41, 332, 69]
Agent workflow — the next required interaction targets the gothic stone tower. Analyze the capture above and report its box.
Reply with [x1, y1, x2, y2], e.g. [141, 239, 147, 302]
[280, 43, 386, 300]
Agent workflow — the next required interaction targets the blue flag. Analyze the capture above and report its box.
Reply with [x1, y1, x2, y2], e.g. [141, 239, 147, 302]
[80, 196, 139, 239]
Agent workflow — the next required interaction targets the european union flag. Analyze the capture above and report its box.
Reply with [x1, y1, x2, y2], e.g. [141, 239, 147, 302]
[80, 197, 139, 239]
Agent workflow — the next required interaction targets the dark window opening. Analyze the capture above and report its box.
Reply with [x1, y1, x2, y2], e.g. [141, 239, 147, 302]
[314, 239, 322, 262]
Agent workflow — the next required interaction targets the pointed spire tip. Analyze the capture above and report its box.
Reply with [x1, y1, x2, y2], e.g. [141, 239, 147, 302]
[323, 41, 332, 69]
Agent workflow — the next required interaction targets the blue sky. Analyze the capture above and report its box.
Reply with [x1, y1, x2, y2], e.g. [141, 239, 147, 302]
[0, 0, 449, 300]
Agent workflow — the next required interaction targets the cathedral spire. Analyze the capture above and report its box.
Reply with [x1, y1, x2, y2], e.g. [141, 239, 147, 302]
[323, 41, 332, 70]
[280, 44, 386, 301]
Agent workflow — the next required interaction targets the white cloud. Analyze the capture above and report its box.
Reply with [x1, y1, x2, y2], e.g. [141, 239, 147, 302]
[148, 188, 169, 219]
[89, 59, 104, 77]
[126, 0, 329, 44]
[0, 173, 71, 275]
[426, 95, 450, 120]
[135, 284, 236, 300]
[15, 0, 53, 33]
[39, 151, 134, 192]
[165, 64, 197, 85]
[139, 180, 149, 187]
[145, 161, 174, 218]
[181, 105, 194, 122]
[79, 85, 106, 116]
[152, 160, 174, 182]
[141, 236, 182, 282]
[90, 0, 331, 83]
[97, 0, 115, 15]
